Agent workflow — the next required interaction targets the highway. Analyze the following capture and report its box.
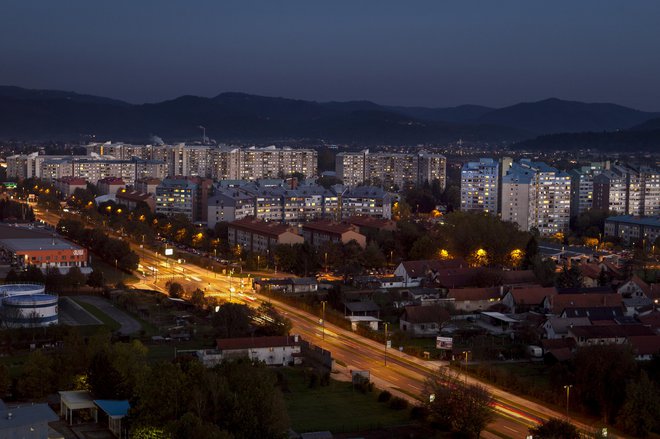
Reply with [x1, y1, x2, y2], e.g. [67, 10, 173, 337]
[31, 205, 606, 438]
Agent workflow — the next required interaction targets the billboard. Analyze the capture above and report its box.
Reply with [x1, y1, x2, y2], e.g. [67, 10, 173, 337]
[164, 248, 174, 256]
[436, 336, 453, 350]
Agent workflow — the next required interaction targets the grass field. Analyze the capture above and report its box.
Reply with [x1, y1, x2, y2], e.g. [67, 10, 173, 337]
[72, 300, 121, 332]
[282, 368, 412, 434]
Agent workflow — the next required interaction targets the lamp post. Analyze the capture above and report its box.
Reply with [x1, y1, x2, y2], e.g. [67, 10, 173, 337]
[384, 322, 389, 366]
[462, 350, 470, 383]
[564, 385, 573, 419]
[320, 300, 327, 340]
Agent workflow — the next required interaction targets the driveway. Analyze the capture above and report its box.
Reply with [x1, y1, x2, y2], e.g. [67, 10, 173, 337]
[75, 295, 142, 335]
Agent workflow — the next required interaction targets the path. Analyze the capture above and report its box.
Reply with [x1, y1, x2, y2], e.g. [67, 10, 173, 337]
[75, 295, 142, 335]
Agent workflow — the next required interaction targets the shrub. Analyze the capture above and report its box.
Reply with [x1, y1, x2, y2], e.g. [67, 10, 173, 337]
[389, 396, 409, 410]
[378, 390, 392, 402]
[410, 405, 428, 420]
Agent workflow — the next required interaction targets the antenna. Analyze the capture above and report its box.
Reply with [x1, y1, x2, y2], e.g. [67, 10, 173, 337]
[198, 125, 206, 145]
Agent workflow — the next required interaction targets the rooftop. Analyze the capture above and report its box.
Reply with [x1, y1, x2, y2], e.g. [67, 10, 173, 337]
[0, 237, 83, 252]
[216, 335, 301, 350]
[606, 215, 660, 227]
[402, 304, 451, 324]
[229, 217, 298, 238]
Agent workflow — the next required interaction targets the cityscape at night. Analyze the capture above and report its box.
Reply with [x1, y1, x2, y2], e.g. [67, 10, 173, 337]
[0, 1, 659, 438]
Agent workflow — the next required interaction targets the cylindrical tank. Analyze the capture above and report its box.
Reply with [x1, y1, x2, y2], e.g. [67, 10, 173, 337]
[0, 283, 46, 298]
[1, 294, 58, 327]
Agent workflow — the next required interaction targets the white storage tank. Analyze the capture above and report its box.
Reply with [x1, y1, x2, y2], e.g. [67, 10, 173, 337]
[0, 283, 46, 298]
[1, 294, 58, 327]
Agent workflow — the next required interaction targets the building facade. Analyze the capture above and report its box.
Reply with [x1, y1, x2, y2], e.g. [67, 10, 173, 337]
[460, 158, 499, 214]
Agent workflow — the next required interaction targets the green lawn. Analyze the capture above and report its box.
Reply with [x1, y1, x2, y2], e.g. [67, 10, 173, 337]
[282, 368, 412, 434]
[0, 353, 29, 379]
[73, 300, 121, 331]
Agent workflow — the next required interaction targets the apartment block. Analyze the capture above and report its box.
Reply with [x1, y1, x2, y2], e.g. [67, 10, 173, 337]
[605, 215, 660, 247]
[460, 158, 499, 214]
[501, 161, 571, 235]
[335, 150, 446, 191]
[227, 217, 304, 254]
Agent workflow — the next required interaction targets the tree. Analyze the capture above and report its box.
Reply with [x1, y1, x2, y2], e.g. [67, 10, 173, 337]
[166, 412, 232, 439]
[211, 303, 254, 338]
[167, 282, 184, 298]
[88, 348, 125, 399]
[18, 349, 56, 399]
[0, 363, 11, 398]
[65, 266, 86, 290]
[555, 263, 583, 289]
[574, 344, 637, 422]
[529, 418, 580, 439]
[4, 268, 19, 282]
[87, 269, 105, 289]
[617, 372, 660, 437]
[522, 236, 539, 269]
[423, 368, 494, 438]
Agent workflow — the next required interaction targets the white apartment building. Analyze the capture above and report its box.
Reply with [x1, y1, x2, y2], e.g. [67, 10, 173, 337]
[460, 158, 499, 214]
[501, 161, 571, 235]
[593, 165, 659, 216]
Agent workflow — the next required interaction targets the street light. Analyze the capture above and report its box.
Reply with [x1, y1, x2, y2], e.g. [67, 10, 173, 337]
[462, 350, 470, 383]
[384, 322, 390, 366]
[320, 300, 327, 340]
[564, 384, 573, 419]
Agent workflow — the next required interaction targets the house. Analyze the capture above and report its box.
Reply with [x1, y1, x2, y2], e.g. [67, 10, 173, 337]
[627, 335, 660, 361]
[197, 335, 303, 367]
[567, 324, 654, 347]
[501, 286, 557, 313]
[344, 216, 397, 233]
[400, 287, 444, 306]
[0, 400, 58, 439]
[399, 304, 451, 337]
[394, 259, 466, 287]
[54, 176, 87, 197]
[578, 261, 622, 287]
[446, 287, 501, 312]
[301, 221, 367, 249]
[343, 301, 380, 318]
[545, 293, 623, 315]
[540, 338, 577, 362]
[97, 177, 126, 195]
[477, 312, 521, 335]
[618, 275, 657, 299]
[542, 317, 591, 339]
[638, 311, 660, 334]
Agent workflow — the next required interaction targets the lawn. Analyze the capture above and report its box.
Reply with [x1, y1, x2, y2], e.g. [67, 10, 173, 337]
[282, 368, 412, 434]
[72, 300, 121, 332]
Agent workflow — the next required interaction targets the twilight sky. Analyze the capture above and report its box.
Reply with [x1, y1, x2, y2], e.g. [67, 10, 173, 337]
[1, 0, 659, 110]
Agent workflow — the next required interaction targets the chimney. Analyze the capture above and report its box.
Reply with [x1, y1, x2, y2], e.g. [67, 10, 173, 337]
[293, 334, 299, 343]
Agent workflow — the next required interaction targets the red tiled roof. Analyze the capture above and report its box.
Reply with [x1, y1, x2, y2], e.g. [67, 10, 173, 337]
[568, 324, 654, 339]
[56, 176, 87, 185]
[401, 304, 451, 324]
[216, 335, 300, 350]
[400, 259, 467, 278]
[627, 335, 660, 355]
[98, 177, 125, 184]
[302, 220, 358, 235]
[638, 311, 660, 330]
[447, 287, 500, 301]
[508, 286, 557, 305]
[116, 191, 153, 202]
[548, 293, 623, 314]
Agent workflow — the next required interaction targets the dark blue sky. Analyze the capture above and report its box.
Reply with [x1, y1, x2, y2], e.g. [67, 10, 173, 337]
[2, 0, 659, 110]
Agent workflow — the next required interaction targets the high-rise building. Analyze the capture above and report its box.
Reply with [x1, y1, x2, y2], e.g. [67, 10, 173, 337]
[593, 165, 659, 216]
[335, 150, 446, 191]
[501, 160, 571, 235]
[568, 162, 608, 216]
[460, 158, 499, 214]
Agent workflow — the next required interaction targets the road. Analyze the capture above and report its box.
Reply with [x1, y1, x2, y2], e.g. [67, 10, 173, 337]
[32, 205, 606, 438]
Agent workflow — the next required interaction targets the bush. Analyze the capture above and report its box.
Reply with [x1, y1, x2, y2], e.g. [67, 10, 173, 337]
[353, 375, 373, 394]
[410, 405, 428, 420]
[389, 396, 409, 410]
[378, 390, 392, 402]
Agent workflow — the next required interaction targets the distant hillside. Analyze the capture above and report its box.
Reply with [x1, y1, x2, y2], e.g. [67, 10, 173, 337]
[0, 86, 658, 145]
[0, 87, 526, 143]
[515, 129, 660, 151]
[630, 117, 660, 131]
[386, 104, 494, 123]
[477, 98, 659, 134]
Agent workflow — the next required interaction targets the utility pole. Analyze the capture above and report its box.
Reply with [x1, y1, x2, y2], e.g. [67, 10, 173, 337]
[384, 322, 389, 366]
[321, 300, 327, 340]
[564, 385, 573, 419]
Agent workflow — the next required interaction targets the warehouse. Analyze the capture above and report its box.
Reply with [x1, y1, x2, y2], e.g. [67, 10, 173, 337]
[0, 237, 90, 274]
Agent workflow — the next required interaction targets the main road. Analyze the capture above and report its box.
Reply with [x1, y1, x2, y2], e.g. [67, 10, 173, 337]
[33, 206, 606, 438]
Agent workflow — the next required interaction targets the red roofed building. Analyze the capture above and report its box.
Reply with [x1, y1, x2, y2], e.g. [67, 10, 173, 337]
[97, 177, 125, 195]
[502, 286, 558, 313]
[116, 190, 155, 212]
[394, 259, 467, 287]
[447, 287, 502, 312]
[54, 176, 87, 197]
[228, 217, 304, 254]
[344, 216, 397, 233]
[627, 335, 660, 360]
[302, 221, 367, 248]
